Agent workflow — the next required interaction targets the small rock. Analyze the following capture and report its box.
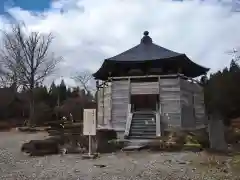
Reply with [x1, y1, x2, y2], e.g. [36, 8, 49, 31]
[94, 164, 106, 168]
[178, 161, 186, 164]
[222, 168, 228, 173]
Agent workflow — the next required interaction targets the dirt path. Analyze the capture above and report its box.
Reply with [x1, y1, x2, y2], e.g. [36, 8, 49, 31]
[0, 131, 239, 180]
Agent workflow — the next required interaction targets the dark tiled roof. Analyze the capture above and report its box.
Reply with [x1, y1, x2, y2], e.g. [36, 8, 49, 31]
[93, 31, 209, 80]
[107, 31, 182, 61]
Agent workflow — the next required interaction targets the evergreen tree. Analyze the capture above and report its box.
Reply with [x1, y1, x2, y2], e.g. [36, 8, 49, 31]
[58, 79, 67, 103]
[33, 86, 49, 102]
[66, 87, 72, 98]
[204, 60, 240, 125]
[48, 81, 58, 107]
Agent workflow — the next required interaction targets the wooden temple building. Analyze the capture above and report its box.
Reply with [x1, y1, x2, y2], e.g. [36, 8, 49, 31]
[93, 31, 209, 139]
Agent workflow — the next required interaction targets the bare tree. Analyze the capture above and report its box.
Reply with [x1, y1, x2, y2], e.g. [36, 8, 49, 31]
[0, 65, 5, 87]
[0, 26, 21, 88]
[72, 70, 95, 93]
[226, 48, 240, 63]
[0, 23, 62, 125]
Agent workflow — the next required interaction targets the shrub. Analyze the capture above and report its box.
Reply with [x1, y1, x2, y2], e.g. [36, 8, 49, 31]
[96, 129, 117, 153]
[185, 135, 199, 144]
[18, 127, 39, 132]
[186, 129, 210, 148]
[33, 102, 52, 126]
[21, 139, 60, 156]
[225, 128, 240, 144]
[0, 121, 11, 131]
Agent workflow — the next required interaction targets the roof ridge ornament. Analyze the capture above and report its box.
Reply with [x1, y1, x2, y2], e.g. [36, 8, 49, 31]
[141, 31, 152, 44]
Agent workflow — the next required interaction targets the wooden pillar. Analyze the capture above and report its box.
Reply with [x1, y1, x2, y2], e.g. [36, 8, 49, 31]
[128, 77, 131, 109]
[102, 82, 105, 125]
[109, 81, 113, 128]
[96, 80, 99, 129]
[156, 76, 161, 136]
[178, 75, 183, 129]
[124, 77, 133, 137]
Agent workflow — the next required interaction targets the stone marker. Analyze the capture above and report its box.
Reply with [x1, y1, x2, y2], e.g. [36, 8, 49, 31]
[208, 117, 228, 152]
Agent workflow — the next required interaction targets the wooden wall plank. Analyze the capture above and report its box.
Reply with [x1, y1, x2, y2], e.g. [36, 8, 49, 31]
[180, 79, 206, 129]
[97, 82, 112, 127]
[159, 78, 181, 129]
[111, 80, 129, 131]
[131, 82, 159, 94]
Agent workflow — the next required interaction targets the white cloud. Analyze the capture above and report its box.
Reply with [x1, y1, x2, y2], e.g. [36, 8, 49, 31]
[1, 0, 240, 86]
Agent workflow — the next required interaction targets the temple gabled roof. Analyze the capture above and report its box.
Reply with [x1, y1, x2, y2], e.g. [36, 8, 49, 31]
[93, 31, 210, 80]
[107, 31, 183, 61]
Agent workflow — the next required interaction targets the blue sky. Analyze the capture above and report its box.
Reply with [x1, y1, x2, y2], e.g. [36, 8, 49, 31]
[0, 0, 240, 87]
[0, 0, 51, 14]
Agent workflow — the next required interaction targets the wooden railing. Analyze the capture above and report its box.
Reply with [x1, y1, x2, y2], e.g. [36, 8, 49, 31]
[124, 104, 133, 137]
[155, 109, 161, 137]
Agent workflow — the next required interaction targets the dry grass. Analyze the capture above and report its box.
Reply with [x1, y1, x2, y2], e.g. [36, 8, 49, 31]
[230, 154, 240, 172]
[188, 151, 228, 171]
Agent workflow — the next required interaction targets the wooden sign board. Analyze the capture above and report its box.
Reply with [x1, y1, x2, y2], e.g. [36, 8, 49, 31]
[83, 109, 96, 136]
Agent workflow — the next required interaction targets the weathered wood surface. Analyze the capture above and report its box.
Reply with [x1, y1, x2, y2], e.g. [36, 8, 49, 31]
[97, 88, 104, 125]
[124, 104, 133, 137]
[179, 79, 202, 93]
[160, 78, 181, 129]
[97, 76, 207, 134]
[111, 80, 129, 131]
[180, 79, 206, 129]
[181, 90, 195, 129]
[194, 93, 206, 126]
[97, 83, 112, 126]
[103, 83, 112, 125]
[131, 82, 159, 94]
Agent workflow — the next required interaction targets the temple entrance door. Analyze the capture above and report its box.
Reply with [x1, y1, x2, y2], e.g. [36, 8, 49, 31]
[131, 94, 159, 112]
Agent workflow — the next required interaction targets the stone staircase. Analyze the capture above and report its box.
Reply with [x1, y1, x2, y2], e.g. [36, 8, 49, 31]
[128, 111, 156, 139]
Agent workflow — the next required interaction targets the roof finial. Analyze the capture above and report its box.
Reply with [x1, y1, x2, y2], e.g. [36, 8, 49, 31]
[144, 31, 149, 36]
[141, 31, 152, 44]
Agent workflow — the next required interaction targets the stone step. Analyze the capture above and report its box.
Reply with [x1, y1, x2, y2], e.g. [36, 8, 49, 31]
[121, 145, 146, 151]
[131, 126, 156, 130]
[131, 122, 156, 126]
[132, 118, 156, 122]
[128, 135, 156, 140]
[129, 131, 156, 136]
[133, 115, 155, 119]
[132, 118, 155, 122]
[133, 111, 155, 115]
[130, 130, 155, 133]
[129, 112, 157, 140]
[131, 125, 156, 128]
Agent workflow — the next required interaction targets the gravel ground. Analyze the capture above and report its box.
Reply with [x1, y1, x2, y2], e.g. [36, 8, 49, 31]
[0, 131, 239, 180]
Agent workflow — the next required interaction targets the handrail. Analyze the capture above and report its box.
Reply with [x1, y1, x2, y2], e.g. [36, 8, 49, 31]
[156, 110, 161, 137]
[124, 104, 133, 137]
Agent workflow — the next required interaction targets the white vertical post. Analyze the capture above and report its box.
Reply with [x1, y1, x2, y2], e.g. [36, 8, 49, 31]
[83, 109, 96, 157]
[88, 135, 92, 156]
